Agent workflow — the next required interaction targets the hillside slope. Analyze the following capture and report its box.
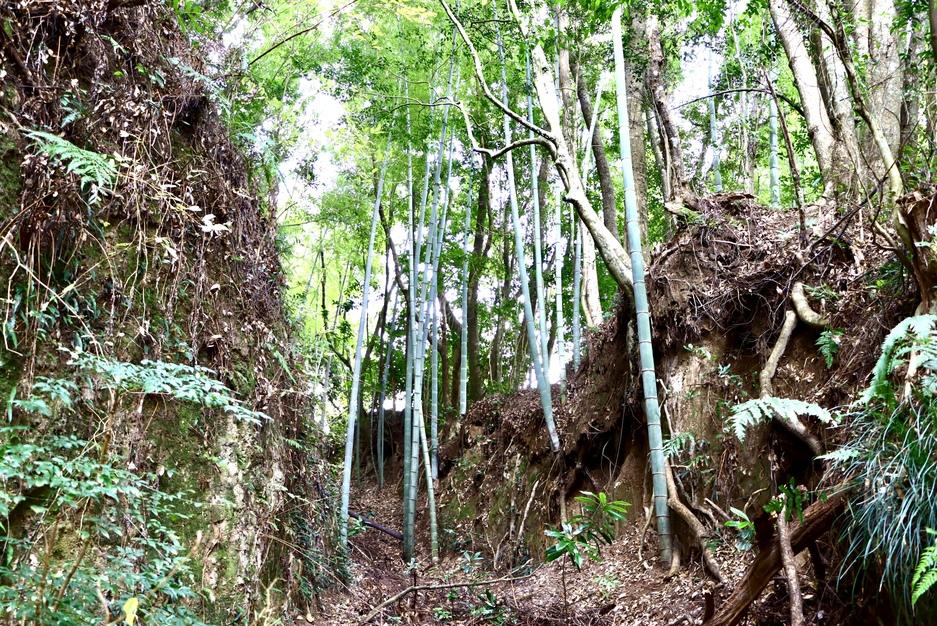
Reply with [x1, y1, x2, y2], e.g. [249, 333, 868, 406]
[0, 1, 340, 622]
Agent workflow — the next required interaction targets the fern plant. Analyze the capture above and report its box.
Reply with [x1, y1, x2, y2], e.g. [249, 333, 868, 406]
[728, 397, 835, 441]
[26, 129, 118, 202]
[816, 328, 844, 368]
[913, 529, 937, 606]
[70, 352, 267, 424]
[823, 315, 937, 620]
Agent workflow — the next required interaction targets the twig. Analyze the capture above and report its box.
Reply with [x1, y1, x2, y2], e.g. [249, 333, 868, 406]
[356, 571, 534, 625]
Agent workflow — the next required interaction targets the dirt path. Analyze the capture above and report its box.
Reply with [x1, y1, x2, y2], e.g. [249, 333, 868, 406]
[308, 483, 798, 625]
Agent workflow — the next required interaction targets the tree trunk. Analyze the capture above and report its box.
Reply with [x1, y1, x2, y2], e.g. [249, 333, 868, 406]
[644, 15, 691, 202]
[467, 162, 491, 404]
[769, 0, 839, 193]
[574, 64, 617, 240]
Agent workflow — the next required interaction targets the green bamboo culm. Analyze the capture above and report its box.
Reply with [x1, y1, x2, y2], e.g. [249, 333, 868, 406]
[497, 19, 560, 453]
[340, 148, 390, 549]
[459, 183, 472, 416]
[402, 78, 417, 562]
[526, 54, 549, 363]
[376, 289, 398, 490]
[572, 209, 582, 371]
[553, 184, 566, 388]
[612, 6, 672, 565]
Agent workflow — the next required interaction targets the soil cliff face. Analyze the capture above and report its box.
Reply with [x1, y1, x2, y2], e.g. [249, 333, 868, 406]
[1, 1, 339, 620]
[437, 192, 915, 571]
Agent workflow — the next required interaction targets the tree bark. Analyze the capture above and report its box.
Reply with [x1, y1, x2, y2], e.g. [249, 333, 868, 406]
[644, 15, 691, 202]
[769, 0, 839, 193]
[574, 64, 617, 240]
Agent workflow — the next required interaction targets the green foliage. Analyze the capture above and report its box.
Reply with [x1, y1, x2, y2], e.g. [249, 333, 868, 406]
[823, 316, 937, 618]
[724, 506, 755, 552]
[25, 130, 118, 202]
[816, 328, 844, 368]
[727, 397, 834, 441]
[0, 427, 207, 625]
[71, 352, 268, 424]
[913, 529, 937, 606]
[861, 315, 937, 405]
[545, 492, 629, 569]
[593, 572, 621, 600]
[663, 431, 696, 458]
[469, 589, 513, 625]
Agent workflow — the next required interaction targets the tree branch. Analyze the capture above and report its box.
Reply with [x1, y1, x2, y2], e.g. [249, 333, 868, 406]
[438, 0, 554, 142]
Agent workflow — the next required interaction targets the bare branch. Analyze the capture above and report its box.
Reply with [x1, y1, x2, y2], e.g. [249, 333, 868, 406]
[451, 99, 556, 162]
[438, 0, 554, 142]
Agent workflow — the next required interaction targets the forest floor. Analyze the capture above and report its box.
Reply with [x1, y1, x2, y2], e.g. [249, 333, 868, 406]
[307, 484, 832, 625]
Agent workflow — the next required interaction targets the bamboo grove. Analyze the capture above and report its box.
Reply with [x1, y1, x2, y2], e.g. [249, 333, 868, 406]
[228, 0, 937, 594]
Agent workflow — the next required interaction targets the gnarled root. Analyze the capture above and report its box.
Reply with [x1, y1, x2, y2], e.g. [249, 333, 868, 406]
[791, 282, 829, 327]
[665, 459, 725, 583]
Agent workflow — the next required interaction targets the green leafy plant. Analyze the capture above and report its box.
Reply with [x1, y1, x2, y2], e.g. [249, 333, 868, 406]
[913, 529, 937, 606]
[25, 130, 119, 202]
[545, 492, 629, 619]
[816, 328, 844, 368]
[71, 352, 268, 424]
[823, 316, 937, 619]
[433, 606, 453, 621]
[0, 426, 207, 625]
[469, 589, 512, 625]
[725, 507, 755, 551]
[594, 573, 621, 601]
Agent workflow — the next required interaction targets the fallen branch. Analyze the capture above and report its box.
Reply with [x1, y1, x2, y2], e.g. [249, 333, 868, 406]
[776, 496, 804, 626]
[356, 571, 534, 625]
[349, 511, 403, 541]
[703, 492, 846, 626]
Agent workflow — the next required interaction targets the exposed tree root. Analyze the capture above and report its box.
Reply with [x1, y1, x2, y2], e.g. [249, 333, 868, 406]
[703, 492, 846, 626]
[664, 460, 724, 583]
[791, 282, 830, 328]
[759, 309, 824, 456]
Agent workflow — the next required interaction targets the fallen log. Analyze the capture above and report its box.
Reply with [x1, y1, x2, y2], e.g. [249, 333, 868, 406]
[703, 492, 846, 626]
[349, 511, 403, 541]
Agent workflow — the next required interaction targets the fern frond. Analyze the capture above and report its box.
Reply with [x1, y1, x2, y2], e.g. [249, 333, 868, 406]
[863, 315, 937, 404]
[913, 530, 937, 606]
[728, 397, 834, 441]
[25, 130, 118, 200]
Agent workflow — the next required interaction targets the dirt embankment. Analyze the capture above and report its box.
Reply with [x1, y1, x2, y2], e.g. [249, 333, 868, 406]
[436, 192, 916, 588]
[1, 1, 338, 619]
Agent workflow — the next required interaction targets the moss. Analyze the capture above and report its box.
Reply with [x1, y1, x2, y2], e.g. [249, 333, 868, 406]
[0, 131, 21, 221]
